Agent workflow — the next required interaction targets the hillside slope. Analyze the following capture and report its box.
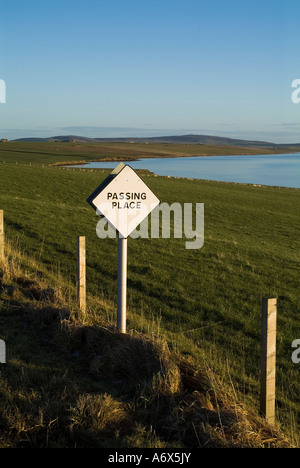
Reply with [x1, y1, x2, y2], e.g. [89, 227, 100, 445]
[0, 157, 299, 449]
[12, 133, 300, 152]
[0, 241, 293, 448]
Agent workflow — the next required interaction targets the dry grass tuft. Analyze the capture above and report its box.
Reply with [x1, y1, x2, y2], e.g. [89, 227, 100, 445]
[69, 393, 129, 445]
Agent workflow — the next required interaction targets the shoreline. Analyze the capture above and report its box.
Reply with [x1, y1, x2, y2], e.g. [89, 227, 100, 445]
[55, 158, 300, 191]
[52, 149, 300, 167]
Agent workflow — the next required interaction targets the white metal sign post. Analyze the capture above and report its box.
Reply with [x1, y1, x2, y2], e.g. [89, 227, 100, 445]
[87, 163, 160, 333]
[117, 235, 127, 333]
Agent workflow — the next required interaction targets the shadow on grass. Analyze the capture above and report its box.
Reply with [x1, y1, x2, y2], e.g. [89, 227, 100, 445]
[0, 274, 292, 448]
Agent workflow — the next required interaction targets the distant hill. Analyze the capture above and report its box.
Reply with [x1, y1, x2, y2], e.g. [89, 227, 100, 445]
[13, 135, 95, 143]
[95, 134, 278, 147]
[12, 133, 300, 150]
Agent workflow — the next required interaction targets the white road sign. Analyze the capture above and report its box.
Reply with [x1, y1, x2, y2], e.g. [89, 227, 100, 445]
[87, 163, 160, 238]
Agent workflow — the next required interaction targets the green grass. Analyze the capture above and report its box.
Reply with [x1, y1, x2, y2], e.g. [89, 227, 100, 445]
[0, 144, 299, 447]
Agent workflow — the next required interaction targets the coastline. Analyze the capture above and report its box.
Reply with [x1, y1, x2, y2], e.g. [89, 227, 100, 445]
[52, 149, 300, 167]
[55, 154, 300, 191]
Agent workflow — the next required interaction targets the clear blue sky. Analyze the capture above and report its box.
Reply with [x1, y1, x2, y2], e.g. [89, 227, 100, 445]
[1, 0, 299, 142]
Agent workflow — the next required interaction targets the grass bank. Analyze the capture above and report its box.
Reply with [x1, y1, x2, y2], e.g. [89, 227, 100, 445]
[0, 147, 299, 447]
[0, 239, 293, 448]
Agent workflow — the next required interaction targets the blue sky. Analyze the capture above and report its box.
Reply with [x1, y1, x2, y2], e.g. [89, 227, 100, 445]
[1, 0, 300, 142]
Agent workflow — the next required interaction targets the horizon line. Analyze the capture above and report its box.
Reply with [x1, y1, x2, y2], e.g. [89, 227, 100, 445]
[8, 133, 300, 146]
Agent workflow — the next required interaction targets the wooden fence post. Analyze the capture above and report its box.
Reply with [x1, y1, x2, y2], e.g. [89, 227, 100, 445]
[0, 210, 4, 268]
[260, 297, 277, 425]
[77, 236, 86, 314]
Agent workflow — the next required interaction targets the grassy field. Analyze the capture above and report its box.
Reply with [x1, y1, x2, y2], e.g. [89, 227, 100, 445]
[0, 142, 299, 447]
[0, 140, 298, 167]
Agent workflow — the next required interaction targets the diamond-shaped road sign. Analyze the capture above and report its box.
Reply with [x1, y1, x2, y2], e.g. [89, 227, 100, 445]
[87, 163, 160, 334]
[87, 163, 160, 238]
